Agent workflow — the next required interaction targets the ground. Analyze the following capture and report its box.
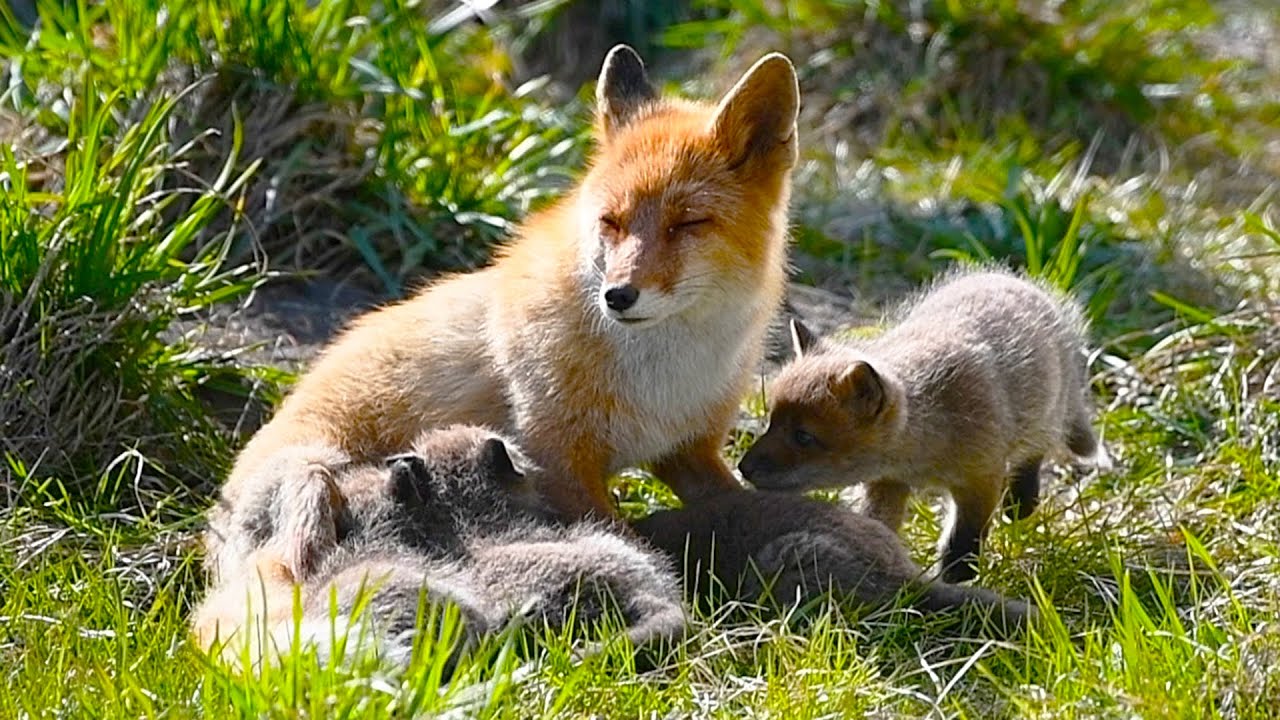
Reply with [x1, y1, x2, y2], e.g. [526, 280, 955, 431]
[1, 1, 1278, 718]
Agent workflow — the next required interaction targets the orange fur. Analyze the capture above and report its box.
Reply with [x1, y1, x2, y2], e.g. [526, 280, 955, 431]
[206, 46, 799, 583]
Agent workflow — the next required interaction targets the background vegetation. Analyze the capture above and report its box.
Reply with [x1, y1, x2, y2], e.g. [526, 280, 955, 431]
[1, 0, 1277, 716]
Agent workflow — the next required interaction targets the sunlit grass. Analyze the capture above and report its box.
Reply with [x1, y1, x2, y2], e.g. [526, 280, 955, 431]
[1, 0, 1277, 717]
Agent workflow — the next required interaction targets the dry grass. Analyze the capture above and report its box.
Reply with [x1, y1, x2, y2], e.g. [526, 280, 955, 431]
[174, 71, 381, 272]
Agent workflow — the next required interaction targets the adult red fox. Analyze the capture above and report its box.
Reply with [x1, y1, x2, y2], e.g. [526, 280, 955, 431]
[206, 45, 799, 583]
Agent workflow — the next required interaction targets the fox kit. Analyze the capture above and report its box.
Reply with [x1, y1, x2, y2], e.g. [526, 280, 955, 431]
[633, 490, 1034, 635]
[194, 426, 684, 668]
[740, 267, 1104, 582]
[190, 459, 483, 669]
[206, 45, 799, 584]
[371, 426, 686, 653]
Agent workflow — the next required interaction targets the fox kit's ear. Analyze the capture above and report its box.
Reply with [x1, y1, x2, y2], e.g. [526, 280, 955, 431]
[833, 361, 886, 420]
[789, 318, 818, 358]
[479, 437, 524, 484]
[596, 44, 657, 140]
[711, 52, 799, 169]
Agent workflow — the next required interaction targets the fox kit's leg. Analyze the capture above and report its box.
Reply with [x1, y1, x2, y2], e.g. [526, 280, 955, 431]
[1066, 403, 1109, 469]
[1002, 456, 1042, 522]
[862, 480, 912, 531]
[938, 474, 1003, 583]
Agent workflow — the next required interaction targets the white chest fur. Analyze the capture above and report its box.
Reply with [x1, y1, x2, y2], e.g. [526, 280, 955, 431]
[602, 301, 762, 465]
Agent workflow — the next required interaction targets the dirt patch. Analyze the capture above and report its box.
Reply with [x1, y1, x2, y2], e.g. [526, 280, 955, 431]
[180, 279, 382, 372]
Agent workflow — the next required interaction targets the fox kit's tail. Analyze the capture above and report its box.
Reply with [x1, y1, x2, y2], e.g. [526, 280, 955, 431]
[277, 466, 345, 580]
[912, 581, 1037, 638]
[1066, 411, 1113, 471]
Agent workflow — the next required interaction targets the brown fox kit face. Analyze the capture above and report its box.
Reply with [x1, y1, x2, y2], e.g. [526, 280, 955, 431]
[739, 321, 903, 490]
[580, 46, 798, 328]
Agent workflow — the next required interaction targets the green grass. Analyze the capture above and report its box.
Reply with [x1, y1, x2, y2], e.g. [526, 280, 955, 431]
[5, 309, 1277, 717]
[2, 0, 1278, 717]
[2, 0, 588, 290]
[0, 73, 269, 499]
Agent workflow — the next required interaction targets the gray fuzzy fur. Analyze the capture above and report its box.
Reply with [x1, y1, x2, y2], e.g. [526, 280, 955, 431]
[743, 266, 1105, 582]
[198, 425, 685, 669]
[633, 489, 1034, 636]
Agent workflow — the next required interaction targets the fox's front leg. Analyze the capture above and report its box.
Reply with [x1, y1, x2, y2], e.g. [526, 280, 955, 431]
[650, 394, 743, 499]
[522, 430, 617, 521]
[653, 434, 742, 502]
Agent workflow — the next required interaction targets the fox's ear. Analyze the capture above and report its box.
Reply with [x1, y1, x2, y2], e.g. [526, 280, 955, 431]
[833, 361, 886, 420]
[479, 437, 525, 485]
[711, 53, 799, 169]
[596, 44, 657, 140]
[789, 318, 818, 358]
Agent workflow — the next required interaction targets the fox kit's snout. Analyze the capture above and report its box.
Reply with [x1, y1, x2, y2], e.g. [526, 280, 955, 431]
[743, 268, 1104, 583]
[739, 318, 904, 491]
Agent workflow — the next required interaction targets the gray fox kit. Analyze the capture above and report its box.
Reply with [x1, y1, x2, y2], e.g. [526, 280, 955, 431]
[740, 267, 1106, 582]
[193, 426, 685, 668]
[633, 489, 1035, 636]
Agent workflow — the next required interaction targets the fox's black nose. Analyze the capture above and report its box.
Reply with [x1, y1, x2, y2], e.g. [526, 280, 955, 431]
[737, 452, 769, 481]
[603, 284, 639, 312]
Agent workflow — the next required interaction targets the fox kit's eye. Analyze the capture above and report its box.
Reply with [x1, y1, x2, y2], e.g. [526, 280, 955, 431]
[599, 215, 622, 233]
[792, 428, 818, 448]
[668, 218, 711, 237]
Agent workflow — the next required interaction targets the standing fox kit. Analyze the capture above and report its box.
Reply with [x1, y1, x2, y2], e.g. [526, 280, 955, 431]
[740, 267, 1104, 582]
[206, 45, 799, 583]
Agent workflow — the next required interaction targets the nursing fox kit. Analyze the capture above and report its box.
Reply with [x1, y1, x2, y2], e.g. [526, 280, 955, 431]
[742, 268, 1104, 582]
[193, 426, 684, 668]
[634, 490, 1034, 636]
[206, 45, 800, 583]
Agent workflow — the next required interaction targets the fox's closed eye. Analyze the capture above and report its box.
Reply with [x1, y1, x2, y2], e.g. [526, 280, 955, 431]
[599, 215, 622, 233]
[669, 218, 711, 236]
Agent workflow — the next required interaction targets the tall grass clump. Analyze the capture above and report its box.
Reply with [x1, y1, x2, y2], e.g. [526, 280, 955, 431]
[0, 83, 263, 501]
[2, 0, 588, 290]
